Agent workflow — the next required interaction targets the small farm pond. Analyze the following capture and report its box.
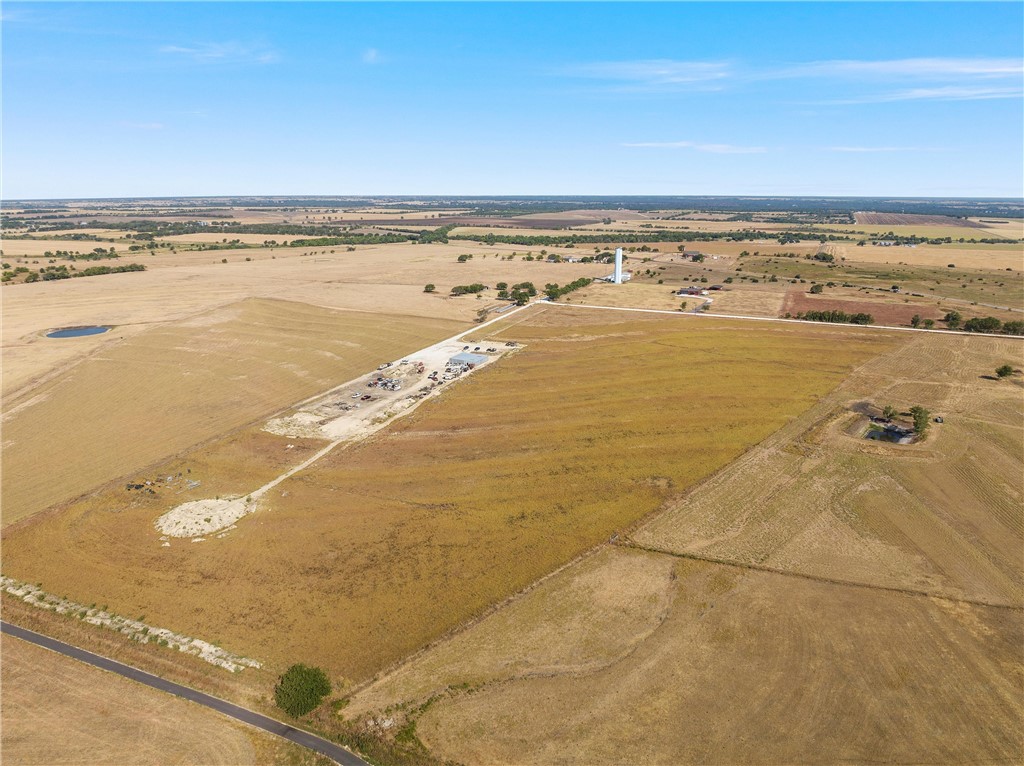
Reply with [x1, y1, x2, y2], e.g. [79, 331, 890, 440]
[864, 425, 915, 445]
[46, 325, 110, 339]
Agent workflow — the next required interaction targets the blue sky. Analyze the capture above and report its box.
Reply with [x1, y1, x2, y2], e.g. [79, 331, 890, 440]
[3, 2, 1022, 199]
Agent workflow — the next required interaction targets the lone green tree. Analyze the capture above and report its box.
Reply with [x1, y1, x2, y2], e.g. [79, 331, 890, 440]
[908, 405, 930, 434]
[274, 664, 331, 717]
[996, 364, 1014, 378]
[423, 284, 435, 293]
[943, 310, 962, 330]
[882, 405, 898, 420]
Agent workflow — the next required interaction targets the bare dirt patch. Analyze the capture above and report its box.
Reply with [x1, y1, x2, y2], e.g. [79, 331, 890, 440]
[782, 288, 944, 326]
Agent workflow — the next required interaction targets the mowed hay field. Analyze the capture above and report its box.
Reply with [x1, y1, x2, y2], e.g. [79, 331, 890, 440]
[2, 298, 462, 524]
[1, 635, 332, 766]
[348, 331, 1024, 766]
[0, 308, 897, 691]
[635, 331, 1024, 605]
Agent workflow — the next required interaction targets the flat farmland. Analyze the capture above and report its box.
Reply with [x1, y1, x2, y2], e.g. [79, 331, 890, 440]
[1, 635, 331, 766]
[831, 241, 1024, 271]
[2, 298, 462, 524]
[854, 212, 987, 228]
[346, 331, 1023, 766]
[0, 307, 897, 692]
[781, 290, 946, 326]
[1, 241, 598, 396]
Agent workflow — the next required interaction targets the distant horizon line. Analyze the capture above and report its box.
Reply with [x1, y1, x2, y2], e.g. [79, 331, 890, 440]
[8, 193, 1024, 203]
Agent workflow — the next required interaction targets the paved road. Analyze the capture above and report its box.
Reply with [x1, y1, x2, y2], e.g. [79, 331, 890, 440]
[0, 621, 369, 766]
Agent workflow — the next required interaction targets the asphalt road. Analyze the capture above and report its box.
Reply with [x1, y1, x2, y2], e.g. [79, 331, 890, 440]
[0, 621, 369, 766]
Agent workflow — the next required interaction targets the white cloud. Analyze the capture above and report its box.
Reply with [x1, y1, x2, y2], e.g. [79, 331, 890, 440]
[828, 85, 1023, 104]
[562, 59, 731, 89]
[786, 57, 1023, 79]
[159, 42, 279, 65]
[624, 141, 767, 154]
[562, 56, 1022, 104]
[362, 48, 382, 64]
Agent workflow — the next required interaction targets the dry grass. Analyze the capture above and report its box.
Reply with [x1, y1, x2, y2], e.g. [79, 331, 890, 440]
[347, 331, 1023, 766]
[413, 558, 1022, 765]
[0, 308, 897, 693]
[830, 241, 1024, 271]
[1, 241, 601, 396]
[636, 332, 1024, 605]
[0, 634, 331, 766]
[1, 298, 461, 524]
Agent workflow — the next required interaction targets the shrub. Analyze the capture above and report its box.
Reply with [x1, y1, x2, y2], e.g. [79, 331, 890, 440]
[274, 664, 331, 717]
[423, 284, 435, 293]
[996, 364, 1014, 378]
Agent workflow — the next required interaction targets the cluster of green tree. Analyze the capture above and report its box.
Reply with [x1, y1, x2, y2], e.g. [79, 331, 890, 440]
[544, 277, 593, 301]
[89, 220, 387, 238]
[456, 253, 474, 262]
[451, 229, 847, 247]
[4, 231, 114, 242]
[417, 225, 456, 244]
[909, 315, 936, 329]
[288, 234, 409, 247]
[41, 248, 120, 260]
[450, 283, 488, 296]
[576, 251, 617, 264]
[496, 281, 537, 305]
[809, 252, 835, 262]
[274, 664, 331, 717]
[23, 263, 147, 282]
[795, 309, 874, 325]
[943, 311, 1023, 335]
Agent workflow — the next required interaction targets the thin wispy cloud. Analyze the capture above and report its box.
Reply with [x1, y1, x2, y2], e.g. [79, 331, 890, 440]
[362, 48, 382, 64]
[827, 146, 944, 153]
[826, 85, 1023, 104]
[562, 59, 731, 90]
[120, 121, 164, 130]
[159, 42, 279, 65]
[787, 57, 1023, 79]
[564, 56, 1022, 103]
[624, 141, 767, 155]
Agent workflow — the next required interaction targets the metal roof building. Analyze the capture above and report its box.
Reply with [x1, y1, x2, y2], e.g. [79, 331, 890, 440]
[449, 352, 488, 367]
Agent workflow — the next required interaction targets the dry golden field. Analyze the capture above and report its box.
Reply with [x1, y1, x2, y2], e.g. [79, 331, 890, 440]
[2, 241, 601, 380]
[346, 331, 1024, 766]
[2, 298, 461, 524]
[0, 307, 897, 695]
[1, 635, 332, 766]
[831, 241, 1024, 271]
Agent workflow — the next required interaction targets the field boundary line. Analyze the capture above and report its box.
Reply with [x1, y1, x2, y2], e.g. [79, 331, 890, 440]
[619, 541, 1023, 611]
[0, 621, 370, 766]
[544, 300, 1024, 338]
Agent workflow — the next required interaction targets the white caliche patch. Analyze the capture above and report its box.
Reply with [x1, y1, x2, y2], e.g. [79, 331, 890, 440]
[155, 496, 254, 538]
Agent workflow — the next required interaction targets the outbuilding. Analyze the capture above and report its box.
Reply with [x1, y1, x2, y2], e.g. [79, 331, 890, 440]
[449, 352, 488, 368]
